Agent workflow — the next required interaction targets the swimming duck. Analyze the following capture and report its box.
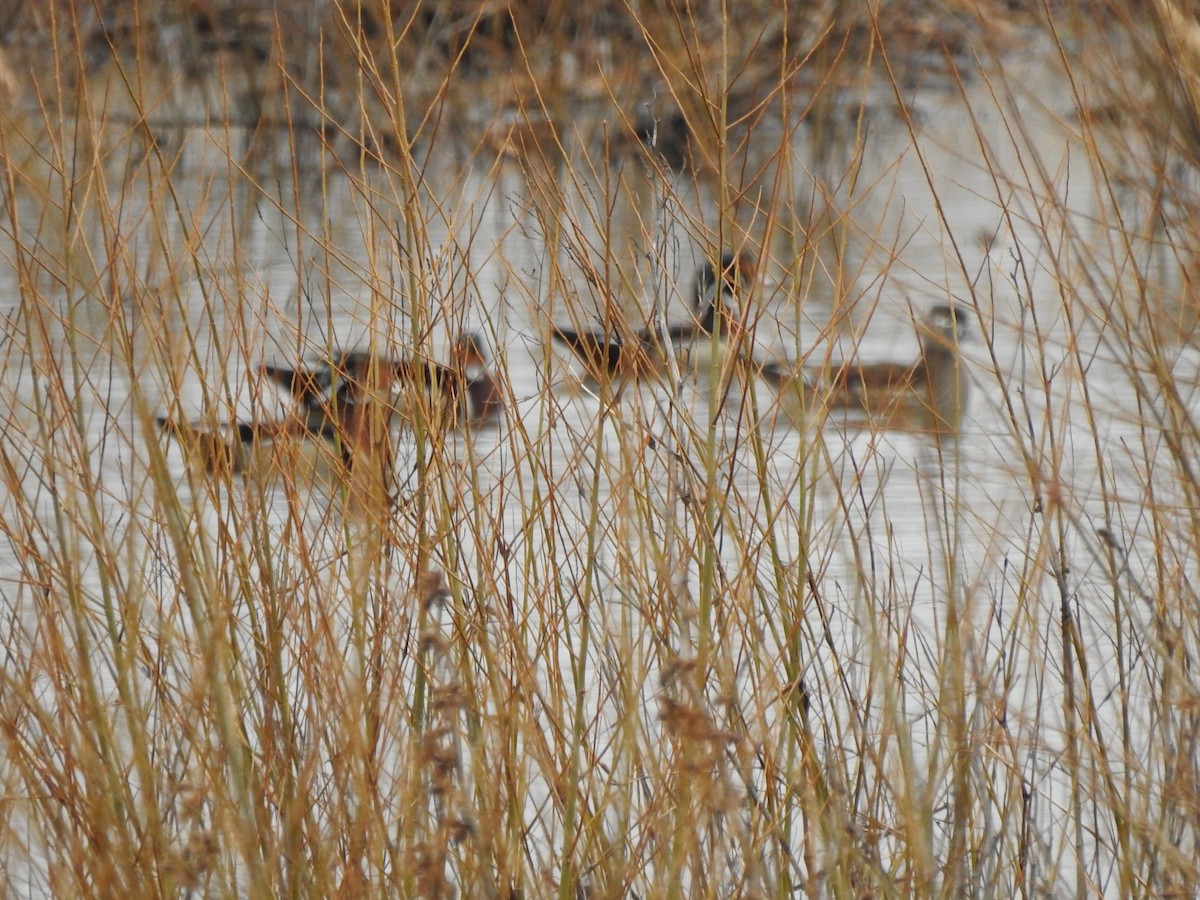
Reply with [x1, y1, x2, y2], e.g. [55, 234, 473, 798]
[550, 252, 754, 383]
[157, 334, 501, 487]
[154, 417, 324, 481]
[260, 332, 503, 466]
[156, 418, 260, 477]
[765, 304, 970, 435]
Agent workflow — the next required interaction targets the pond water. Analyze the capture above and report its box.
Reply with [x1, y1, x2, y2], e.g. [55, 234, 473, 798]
[0, 25, 1189, 896]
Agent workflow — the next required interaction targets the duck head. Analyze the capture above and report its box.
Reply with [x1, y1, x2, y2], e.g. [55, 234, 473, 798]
[451, 332, 490, 379]
[450, 332, 503, 423]
[921, 304, 971, 347]
[693, 251, 754, 332]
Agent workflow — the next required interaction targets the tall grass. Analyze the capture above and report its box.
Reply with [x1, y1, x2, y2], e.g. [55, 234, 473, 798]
[0, 0, 1198, 896]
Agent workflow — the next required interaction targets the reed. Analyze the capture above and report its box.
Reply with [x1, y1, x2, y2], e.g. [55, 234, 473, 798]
[0, 1, 1197, 896]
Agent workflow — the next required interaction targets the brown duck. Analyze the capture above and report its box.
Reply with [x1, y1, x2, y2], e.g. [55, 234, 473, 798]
[550, 252, 755, 383]
[765, 304, 970, 435]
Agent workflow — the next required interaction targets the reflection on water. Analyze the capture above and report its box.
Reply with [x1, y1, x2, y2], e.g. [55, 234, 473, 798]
[0, 28, 1185, 894]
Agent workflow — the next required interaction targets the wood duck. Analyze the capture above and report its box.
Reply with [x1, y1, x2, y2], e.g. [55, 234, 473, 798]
[550, 252, 754, 383]
[159, 334, 502, 482]
[152, 415, 350, 488]
[155, 418, 268, 478]
[260, 333, 503, 465]
[765, 304, 970, 435]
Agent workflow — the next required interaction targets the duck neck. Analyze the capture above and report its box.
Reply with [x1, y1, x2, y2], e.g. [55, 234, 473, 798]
[920, 341, 963, 424]
[464, 372, 496, 420]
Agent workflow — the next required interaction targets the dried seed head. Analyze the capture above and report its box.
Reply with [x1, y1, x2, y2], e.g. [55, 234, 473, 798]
[417, 568, 451, 609]
[418, 630, 447, 656]
[166, 829, 219, 890]
[420, 729, 461, 784]
[446, 817, 474, 843]
[431, 684, 468, 714]
[659, 657, 698, 688]
[660, 698, 725, 743]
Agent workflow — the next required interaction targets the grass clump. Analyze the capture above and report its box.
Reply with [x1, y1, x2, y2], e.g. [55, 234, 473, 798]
[0, 1, 1199, 897]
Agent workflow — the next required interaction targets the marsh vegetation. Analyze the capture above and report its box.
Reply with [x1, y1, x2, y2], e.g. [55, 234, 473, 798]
[1, 1, 1199, 896]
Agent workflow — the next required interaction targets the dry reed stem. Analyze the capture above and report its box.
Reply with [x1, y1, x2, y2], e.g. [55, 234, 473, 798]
[0, 1, 1198, 897]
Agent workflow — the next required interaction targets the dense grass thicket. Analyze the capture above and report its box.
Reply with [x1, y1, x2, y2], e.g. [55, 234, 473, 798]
[2, 1, 1200, 896]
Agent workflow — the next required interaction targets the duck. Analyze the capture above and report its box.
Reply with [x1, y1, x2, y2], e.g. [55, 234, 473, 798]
[156, 418, 259, 477]
[260, 332, 503, 466]
[159, 334, 502, 486]
[154, 417, 324, 481]
[550, 252, 755, 383]
[764, 304, 970, 436]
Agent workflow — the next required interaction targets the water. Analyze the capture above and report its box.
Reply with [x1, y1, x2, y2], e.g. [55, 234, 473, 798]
[0, 29, 1186, 895]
